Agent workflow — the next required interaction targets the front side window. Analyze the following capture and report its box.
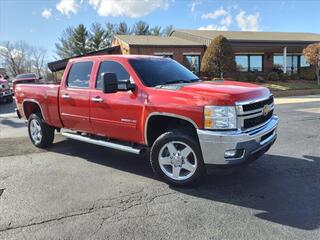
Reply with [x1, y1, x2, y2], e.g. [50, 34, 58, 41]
[67, 62, 93, 88]
[96, 61, 130, 89]
[129, 58, 199, 87]
[183, 55, 200, 75]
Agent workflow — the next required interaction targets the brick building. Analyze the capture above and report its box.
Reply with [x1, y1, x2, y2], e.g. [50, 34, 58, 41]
[48, 29, 320, 76]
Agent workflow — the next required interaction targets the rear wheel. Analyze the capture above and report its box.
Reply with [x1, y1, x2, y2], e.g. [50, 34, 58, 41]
[150, 129, 205, 187]
[28, 113, 54, 148]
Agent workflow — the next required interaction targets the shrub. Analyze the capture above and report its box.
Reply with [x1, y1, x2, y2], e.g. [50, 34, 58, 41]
[256, 75, 266, 83]
[267, 72, 279, 81]
[280, 73, 289, 81]
[299, 67, 316, 80]
[290, 73, 300, 80]
[246, 72, 256, 82]
[201, 35, 236, 78]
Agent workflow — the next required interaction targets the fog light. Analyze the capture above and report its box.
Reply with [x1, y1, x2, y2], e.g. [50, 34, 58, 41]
[224, 149, 244, 159]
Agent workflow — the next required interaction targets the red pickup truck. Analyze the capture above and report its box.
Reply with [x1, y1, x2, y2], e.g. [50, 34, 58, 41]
[15, 55, 278, 186]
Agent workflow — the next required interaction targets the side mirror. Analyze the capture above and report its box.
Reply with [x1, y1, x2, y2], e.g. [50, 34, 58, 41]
[102, 72, 118, 94]
[118, 79, 136, 92]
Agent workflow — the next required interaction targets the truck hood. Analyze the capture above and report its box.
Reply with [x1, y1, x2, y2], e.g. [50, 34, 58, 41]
[177, 80, 270, 105]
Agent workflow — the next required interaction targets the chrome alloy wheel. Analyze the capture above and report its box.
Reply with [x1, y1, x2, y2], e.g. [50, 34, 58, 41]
[158, 141, 198, 181]
[30, 119, 42, 145]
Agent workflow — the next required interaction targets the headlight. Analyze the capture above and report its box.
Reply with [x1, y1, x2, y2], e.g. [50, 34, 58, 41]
[204, 106, 237, 130]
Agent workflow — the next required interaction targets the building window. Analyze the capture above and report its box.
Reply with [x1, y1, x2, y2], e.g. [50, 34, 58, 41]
[183, 55, 200, 74]
[273, 55, 305, 73]
[300, 56, 310, 67]
[235, 55, 263, 72]
[154, 52, 173, 58]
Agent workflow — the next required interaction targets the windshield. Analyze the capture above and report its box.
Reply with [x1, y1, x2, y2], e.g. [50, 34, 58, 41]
[16, 73, 36, 79]
[129, 58, 199, 87]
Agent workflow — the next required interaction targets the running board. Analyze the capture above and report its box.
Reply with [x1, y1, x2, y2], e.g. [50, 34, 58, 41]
[61, 132, 141, 154]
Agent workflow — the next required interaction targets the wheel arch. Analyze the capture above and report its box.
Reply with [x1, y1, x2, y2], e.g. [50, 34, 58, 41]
[22, 99, 45, 120]
[145, 112, 199, 146]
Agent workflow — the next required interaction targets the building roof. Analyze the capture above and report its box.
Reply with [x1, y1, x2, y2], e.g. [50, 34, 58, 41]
[171, 29, 320, 42]
[114, 35, 204, 46]
[48, 46, 120, 72]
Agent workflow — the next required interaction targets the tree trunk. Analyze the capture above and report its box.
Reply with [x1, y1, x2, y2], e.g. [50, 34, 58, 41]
[316, 66, 320, 85]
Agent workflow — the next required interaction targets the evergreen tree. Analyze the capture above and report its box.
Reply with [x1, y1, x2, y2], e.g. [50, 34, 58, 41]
[200, 35, 236, 78]
[89, 22, 108, 51]
[55, 27, 75, 59]
[117, 21, 130, 35]
[133, 21, 150, 35]
[72, 24, 89, 55]
[150, 26, 161, 36]
[162, 25, 174, 36]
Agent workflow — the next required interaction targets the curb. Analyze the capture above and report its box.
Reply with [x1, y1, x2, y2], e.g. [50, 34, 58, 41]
[272, 89, 320, 97]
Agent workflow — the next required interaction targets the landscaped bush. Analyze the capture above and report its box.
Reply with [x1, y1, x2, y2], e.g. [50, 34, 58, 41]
[290, 73, 300, 80]
[267, 72, 279, 81]
[256, 75, 266, 83]
[246, 72, 256, 82]
[280, 73, 289, 81]
[299, 67, 316, 80]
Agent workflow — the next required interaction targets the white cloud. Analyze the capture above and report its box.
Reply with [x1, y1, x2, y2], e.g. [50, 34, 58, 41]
[41, 8, 52, 19]
[191, 0, 202, 13]
[202, 7, 228, 19]
[89, 0, 169, 18]
[198, 25, 228, 31]
[56, 0, 79, 16]
[236, 11, 260, 31]
[220, 14, 232, 26]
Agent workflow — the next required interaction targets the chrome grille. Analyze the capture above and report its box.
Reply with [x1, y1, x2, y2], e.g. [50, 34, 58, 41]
[236, 95, 274, 131]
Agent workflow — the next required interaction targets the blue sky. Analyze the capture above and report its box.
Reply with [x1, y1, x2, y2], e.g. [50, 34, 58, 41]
[1, 0, 320, 61]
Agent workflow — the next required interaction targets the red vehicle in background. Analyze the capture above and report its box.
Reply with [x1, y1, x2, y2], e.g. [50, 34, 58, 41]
[12, 73, 41, 95]
[15, 55, 278, 186]
[0, 74, 13, 103]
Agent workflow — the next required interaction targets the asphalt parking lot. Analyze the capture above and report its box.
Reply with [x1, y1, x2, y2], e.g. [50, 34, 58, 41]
[0, 96, 319, 240]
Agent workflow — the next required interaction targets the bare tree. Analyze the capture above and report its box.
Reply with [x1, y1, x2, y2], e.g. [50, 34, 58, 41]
[30, 47, 47, 77]
[0, 41, 49, 79]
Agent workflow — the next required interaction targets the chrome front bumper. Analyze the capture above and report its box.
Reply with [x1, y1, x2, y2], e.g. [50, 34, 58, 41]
[197, 115, 279, 165]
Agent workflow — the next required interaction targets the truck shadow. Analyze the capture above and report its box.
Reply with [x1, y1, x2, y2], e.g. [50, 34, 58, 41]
[48, 139, 320, 231]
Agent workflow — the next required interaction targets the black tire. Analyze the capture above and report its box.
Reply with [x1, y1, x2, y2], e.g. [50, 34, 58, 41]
[150, 129, 205, 187]
[28, 113, 55, 148]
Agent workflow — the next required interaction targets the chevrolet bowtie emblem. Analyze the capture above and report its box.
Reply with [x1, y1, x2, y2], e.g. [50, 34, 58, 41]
[262, 104, 270, 116]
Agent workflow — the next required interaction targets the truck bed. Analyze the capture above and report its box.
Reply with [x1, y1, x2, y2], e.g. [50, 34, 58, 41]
[15, 84, 63, 128]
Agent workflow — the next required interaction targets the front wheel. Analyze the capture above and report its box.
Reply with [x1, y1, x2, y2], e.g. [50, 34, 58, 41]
[150, 129, 205, 187]
[28, 113, 55, 148]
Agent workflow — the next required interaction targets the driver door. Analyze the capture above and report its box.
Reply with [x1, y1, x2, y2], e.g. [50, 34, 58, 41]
[89, 60, 144, 143]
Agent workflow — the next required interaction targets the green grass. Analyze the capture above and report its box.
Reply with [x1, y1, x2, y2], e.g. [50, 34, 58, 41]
[257, 80, 320, 91]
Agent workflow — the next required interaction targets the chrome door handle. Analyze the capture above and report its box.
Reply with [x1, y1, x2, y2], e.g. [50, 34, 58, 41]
[61, 94, 70, 99]
[91, 97, 103, 102]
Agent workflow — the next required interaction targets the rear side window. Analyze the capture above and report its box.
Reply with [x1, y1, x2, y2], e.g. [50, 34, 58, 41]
[96, 61, 130, 89]
[67, 62, 93, 88]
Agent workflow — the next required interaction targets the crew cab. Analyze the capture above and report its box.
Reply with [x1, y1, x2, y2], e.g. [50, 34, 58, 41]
[15, 55, 278, 186]
[0, 75, 13, 104]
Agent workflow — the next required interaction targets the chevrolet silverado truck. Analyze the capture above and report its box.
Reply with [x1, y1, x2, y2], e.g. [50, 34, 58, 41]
[15, 55, 278, 186]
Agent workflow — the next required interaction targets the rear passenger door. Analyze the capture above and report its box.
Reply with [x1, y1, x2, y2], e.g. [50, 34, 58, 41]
[59, 61, 93, 133]
[89, 60, 144, 143]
